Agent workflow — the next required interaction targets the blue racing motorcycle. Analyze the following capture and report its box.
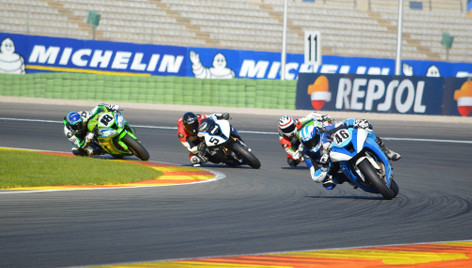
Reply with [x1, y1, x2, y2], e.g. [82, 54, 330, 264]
[329, 127, 399, 200]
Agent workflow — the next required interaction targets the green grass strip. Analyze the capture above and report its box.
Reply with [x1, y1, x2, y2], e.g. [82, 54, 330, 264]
[0, 150, 162, 188]
[0, 73, 298, 110]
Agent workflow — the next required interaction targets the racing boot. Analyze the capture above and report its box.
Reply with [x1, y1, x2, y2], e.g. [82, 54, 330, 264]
[287, 158, 300, 167]
[190, 155, 202, 167]
[376, 138, 401, 161]
[87, 142, 104, 156]
[72, 147, 88, 156]
[190, 153, 208, 167]
[322, 175, 336, 190]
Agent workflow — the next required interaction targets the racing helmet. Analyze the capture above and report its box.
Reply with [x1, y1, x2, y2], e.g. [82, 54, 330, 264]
[300, 124, 320, 149]
[66, 111, 83, 131]
[278, 116, 297, 137]
[182, 112, 199, 135]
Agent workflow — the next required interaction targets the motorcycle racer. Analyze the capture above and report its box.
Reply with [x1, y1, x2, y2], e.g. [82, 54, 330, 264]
[177, 111, 230, 166]
[299, 119, 401, 190]
[278, 113, 333, 167]
[63, 104, 120, 156]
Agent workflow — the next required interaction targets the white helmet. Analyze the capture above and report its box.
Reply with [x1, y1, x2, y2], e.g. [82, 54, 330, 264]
[278, 116, 297, 137]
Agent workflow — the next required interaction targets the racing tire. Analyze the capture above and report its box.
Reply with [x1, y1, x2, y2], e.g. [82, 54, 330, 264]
[390, 179, 399, 197]
[231, 142, 261, 169]
[358, 159, 395, 200]
[122, 134, 150, 161]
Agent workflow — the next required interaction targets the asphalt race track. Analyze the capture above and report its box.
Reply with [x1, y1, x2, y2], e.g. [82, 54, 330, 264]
[1, 100, 472, 268]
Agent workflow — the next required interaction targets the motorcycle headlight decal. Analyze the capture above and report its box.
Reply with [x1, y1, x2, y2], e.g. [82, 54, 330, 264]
[99, 129, 118, 138]
[330, 151, 352, 162]
[115, 113, 124, 128]
[198, 121, 208, 132]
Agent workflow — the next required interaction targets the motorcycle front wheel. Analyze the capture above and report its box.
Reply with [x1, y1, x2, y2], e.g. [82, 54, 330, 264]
[231, 142, 261, 169]
[390, 179, 399, 197]
[358, 159, 395, 200]
[122, 134, 150, 161]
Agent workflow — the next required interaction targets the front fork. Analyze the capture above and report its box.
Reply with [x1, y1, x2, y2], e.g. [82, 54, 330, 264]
[354, 151, 389, 186]
[116, 131, 138, 152]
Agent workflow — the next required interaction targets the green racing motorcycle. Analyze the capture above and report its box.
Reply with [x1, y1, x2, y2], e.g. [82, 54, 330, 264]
[87, 108, 150, 161]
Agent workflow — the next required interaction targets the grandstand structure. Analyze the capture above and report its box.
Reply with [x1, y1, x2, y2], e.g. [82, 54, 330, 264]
[0, 0, 470, 62]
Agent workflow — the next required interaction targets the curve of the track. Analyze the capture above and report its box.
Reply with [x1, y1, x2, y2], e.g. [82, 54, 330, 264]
[0, 102, 471, 268]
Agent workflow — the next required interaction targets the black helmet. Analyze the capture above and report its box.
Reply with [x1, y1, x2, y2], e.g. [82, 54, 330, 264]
[183, 112, 199, 135]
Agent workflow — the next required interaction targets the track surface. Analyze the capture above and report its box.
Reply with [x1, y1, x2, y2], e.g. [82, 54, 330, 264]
[1, 101, 472, 268]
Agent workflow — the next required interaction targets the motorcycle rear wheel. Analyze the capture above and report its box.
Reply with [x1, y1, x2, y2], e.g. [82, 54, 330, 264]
[122, 134, 150, 161]
[358, 159, 395, 200]
[231, 142, 261, 169]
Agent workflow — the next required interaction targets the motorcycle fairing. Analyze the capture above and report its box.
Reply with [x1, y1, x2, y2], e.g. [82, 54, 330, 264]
[330, 128, 393, 193]
[87, 111, 137, 156]
[198, 118, 230, 146]
[114, 111, 125, 128]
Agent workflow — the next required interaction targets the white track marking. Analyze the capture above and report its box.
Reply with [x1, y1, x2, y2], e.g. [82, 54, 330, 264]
[1, 117, 471, 143]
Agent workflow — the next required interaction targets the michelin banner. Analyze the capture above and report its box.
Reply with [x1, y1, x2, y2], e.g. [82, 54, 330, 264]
[1, 33, 472, 79]
[296, 73, 472, 117]
[0, 33, 187, 76]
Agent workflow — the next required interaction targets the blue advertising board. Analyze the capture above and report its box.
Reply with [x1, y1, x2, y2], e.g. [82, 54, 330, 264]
[186, 47, 472, 79]
[1, 32, 472, 79]
[0, 33, 187, 76]
[296, 73, 472, 117]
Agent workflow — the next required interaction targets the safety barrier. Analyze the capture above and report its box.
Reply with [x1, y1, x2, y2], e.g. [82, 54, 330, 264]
[0, 73, 297, 109]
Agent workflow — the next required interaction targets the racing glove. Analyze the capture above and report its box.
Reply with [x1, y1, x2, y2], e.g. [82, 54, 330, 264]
[197, 141, 207, 152]
[306, 112, 324, 121]
[353, 119, 372, 129]
[82, 132, 94, 148]
[291, 150, 301, 160]
[307, 113, 332, 122]
[104, 104, 121, 111]
[320, 114, 333, 123]
[220, 113, 230, 120]
[319, 153, 329, 165]
[211, 113, 230, 120]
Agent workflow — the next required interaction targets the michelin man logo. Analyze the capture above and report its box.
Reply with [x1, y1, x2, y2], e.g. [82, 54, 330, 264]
[190, 50, 235, 79]
[0, 37, 25, 74]
[403, 63, 440, 77]
[426, 65, 440, 77]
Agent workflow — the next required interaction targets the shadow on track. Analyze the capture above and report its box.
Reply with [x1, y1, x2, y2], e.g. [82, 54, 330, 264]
[305, 195, 387, 200]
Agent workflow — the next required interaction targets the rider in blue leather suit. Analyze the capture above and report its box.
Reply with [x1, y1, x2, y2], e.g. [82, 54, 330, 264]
[299, 119, 401, 190]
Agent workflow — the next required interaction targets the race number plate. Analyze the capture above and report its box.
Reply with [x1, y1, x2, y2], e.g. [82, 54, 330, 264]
[333, 129, 351, 146]
[99, 113, 114, 127]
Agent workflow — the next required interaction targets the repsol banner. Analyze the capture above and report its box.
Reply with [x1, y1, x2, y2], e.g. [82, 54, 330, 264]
[2, 32, 472, 79]
[296, 73, 472, 117]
